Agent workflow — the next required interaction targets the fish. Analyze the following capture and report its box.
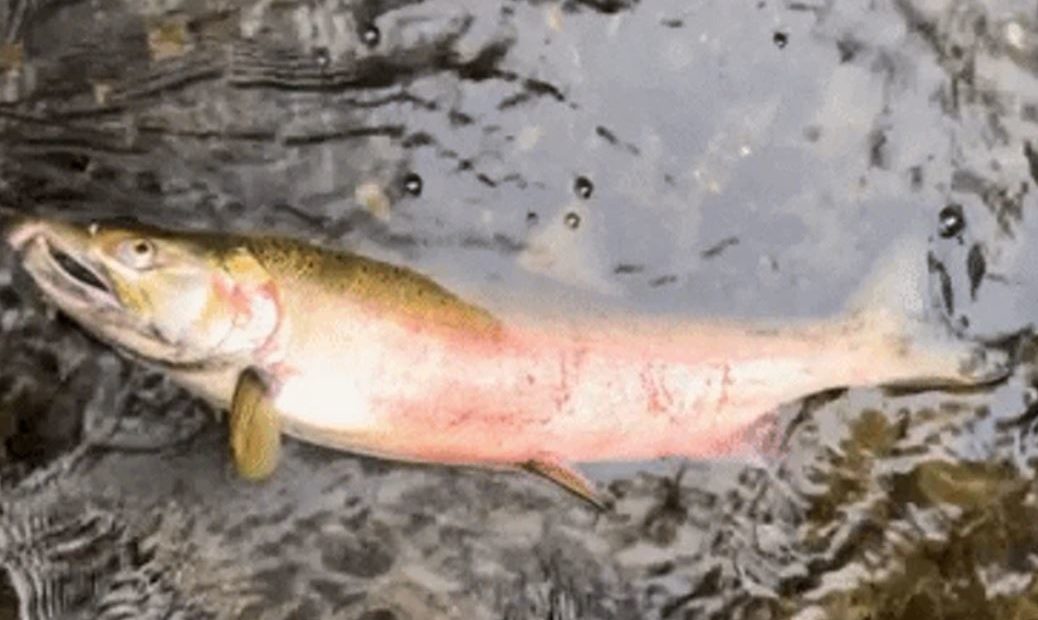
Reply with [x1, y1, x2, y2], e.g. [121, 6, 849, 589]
[2, 213, 1011, 508]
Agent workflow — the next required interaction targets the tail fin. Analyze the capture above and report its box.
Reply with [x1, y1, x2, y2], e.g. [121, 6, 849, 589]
[843, 236, 1011, 388]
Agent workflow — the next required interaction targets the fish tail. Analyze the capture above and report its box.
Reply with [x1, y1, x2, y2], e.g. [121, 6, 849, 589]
[843, 237, 1011, 387]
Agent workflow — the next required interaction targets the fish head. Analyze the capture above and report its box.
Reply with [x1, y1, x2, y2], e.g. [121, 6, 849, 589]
[4, 214, 281, 367]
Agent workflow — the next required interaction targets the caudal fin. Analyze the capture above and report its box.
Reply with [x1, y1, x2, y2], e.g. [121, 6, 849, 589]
[843, 237, 1012, 388]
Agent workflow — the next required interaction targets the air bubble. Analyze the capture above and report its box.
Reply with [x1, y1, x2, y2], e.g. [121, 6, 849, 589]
[574, 176, 593, 199]
[564, 212, 581, 229]
[773, 32, 788, 49]
[313, 47, 330, 68]
[402, 173, 422, 197]
[938, 203, 965, 238]
[362, 25, 380, 48]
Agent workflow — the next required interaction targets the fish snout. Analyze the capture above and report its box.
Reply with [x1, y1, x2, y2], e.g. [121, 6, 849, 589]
[0, 209, 42, 253]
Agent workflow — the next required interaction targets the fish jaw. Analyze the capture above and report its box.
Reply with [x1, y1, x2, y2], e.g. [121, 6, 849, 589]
[6, 216, 137, 327]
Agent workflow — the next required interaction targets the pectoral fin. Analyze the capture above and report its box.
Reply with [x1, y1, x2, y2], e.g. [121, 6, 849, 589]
[229, 368, 281, 481]
[521, 457, 607, 511]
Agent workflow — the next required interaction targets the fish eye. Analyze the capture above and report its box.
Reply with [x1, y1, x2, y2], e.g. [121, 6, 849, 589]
[116, 238, 157, 270]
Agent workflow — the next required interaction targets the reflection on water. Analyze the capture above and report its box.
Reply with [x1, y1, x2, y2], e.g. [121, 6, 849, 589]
[3, 0, 1038, 618]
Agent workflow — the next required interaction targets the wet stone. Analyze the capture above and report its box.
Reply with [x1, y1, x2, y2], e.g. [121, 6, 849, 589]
[313, 47, 330, 68]
[0, 569, 17, 619]
[310, 578, 363, 608]
[285, 596, 323, 620]
[319, 535, 394, 578]
[1023, 388, 1038, 407]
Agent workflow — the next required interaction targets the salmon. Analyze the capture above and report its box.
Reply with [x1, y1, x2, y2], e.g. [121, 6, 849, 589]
[3, 214, 1009, 506]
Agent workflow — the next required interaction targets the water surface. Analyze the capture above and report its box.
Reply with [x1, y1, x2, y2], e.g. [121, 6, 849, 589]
[3, 0, 1038, 618]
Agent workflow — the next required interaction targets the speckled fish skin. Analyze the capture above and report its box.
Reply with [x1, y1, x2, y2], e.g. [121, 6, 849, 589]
[2, 215, 1008, 470]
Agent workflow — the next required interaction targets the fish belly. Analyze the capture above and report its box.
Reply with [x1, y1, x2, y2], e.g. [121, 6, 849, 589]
[266, 319, 826, 465]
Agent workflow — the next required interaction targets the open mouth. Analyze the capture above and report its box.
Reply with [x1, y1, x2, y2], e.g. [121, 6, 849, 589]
[46, 241, 113, 296]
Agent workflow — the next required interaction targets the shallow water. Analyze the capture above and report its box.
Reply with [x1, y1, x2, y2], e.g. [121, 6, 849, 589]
[3, 0, 1038, 618]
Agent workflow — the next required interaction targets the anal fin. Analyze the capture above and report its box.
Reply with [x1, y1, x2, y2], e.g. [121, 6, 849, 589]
[520, 457, 607, 511]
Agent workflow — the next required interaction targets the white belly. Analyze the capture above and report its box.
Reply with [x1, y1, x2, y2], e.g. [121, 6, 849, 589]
[271, 357, 380, 433]
[267, 324, 442, 436]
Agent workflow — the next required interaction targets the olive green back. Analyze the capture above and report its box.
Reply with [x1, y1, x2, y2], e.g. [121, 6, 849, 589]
[244, 237, 501, 335]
